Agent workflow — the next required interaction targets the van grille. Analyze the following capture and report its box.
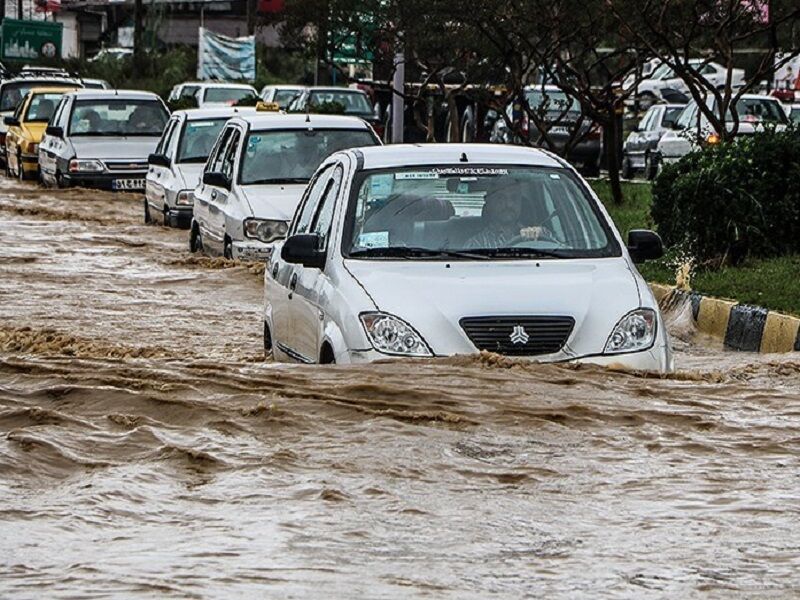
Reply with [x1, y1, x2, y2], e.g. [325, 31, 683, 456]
[460, 316, 575, 356]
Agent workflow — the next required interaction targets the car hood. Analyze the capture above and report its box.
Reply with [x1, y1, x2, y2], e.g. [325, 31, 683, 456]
[345, 257, 643, 357]
[174, 163, 204, 190]
[71, 136, 161, 160]
[240, 184, 307, 221]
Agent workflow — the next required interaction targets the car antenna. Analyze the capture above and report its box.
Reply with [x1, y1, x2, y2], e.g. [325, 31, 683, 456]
[460, 152, 468, 162]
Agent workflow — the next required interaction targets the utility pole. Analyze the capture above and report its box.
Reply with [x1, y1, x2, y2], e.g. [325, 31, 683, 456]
[17, 0, 23, 20]
[133, 0, 144, 67]
[391, 48, 405, 144]
[246, 0, 256, 36]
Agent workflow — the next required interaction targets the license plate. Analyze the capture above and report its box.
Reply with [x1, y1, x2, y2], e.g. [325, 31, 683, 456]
[112, 179, 145, 190]
[550, 126, 570, 134]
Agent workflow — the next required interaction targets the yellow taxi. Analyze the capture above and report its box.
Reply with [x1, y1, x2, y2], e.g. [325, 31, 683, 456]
[4, 86, 78, 180]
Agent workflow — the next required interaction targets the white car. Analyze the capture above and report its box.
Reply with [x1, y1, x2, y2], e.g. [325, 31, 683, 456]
[634, 59, 745, 102]
[190, 113, 381, 261]
[260, 85, 305, 109]
[264, 144, 673, 372]
[655, 94, 788, 168]
[786, 103, 800, 125]
[167, 82, 204, 103]
[193, 83, 258, 107]
[145, 106, 256, 228]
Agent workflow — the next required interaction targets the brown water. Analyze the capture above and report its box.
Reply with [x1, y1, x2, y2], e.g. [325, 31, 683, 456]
[1, 180, 799, 598]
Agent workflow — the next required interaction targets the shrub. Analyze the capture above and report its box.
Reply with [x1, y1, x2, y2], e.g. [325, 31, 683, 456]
[652, 127, 800, 266]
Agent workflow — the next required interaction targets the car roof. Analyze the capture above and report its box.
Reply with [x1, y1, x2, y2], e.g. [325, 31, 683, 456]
[347, 143, 565, 170]
[197, 82, 256, 90]
[306, 87, 367, 94]
[66, 89, 162, 101]
[264, 84, 305, 90]
[1, 77, 81, 87]
[523, 84, 564, 92]
[27, 86, 79, 95]
[231, 113, 372, 130]
[175, 106, 258, 120]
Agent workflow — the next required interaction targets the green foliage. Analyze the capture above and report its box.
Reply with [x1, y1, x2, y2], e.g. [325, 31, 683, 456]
[652, 128, 800, 266]
[168, 97, 199, 111]
[306, 101, 347, 114]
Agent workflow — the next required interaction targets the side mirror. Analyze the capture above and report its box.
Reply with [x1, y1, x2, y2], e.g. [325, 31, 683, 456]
[627, 229, 664, 263]
[148, 153, 170, 167]
[4, 116, 19, 127]
[202, 171, 231, 190]
[45, 125, 64, 138]
[281, 233, 326, 270]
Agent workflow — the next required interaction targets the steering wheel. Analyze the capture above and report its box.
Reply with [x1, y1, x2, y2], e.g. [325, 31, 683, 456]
[505, 225, 564, 248]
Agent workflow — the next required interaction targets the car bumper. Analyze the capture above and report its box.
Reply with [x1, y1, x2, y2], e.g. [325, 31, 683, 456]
[231, 239, 274, 262]
[166, 206, 193, 229]
[63, 171, 148, 191]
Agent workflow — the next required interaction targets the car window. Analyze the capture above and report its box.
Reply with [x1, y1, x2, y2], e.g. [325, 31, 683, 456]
[49, 97, 68, 126]
[273, 89, 302, 109]
[155, 118, 178, 155]
[308, 91, 372, 115]
[176, 118, 228, 163]
[204, 87, 257, 104]
[25, 92, 63, 122]
[180, 85, 199, 100]
[68, 98, 168, 136]
[713, 98, 788, 124]
[207, 127, 236, 173]
[0, 80, 73, 112]
[311, 164, 345, 247]
[700, 64, 717, 75]
[221, 130, 242, 179]
[638, 107, 656, 131]
[662, 106, 683, 128]
[292, 166, 335, 235]
[675, 103, 696, 129]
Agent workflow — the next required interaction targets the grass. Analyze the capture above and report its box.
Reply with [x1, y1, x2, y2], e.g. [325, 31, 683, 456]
[590, 179, 800, 316]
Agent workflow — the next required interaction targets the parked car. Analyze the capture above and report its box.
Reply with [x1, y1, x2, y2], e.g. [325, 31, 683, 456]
[634, 60, 745, 104]
[0, 75, 82, 167]
[145, 106, 257, 228]
[89, 47, 133, 62]
[4, 86, 79, 180]
[263, 144, 672, 371]
[655, 94, 788, 170]
[80, 78, 112, 90]
[489, 85, 602, 176]
[786, 103, 800, 125]
[194, 83, 258, 107]
[621, 103, 684, 179]
[260, 85, 305, 109]
[39, 89, 169, 190]
[168, 82, 204, 103]
[190, 113, 381, 261]
[289, 87, 383, 137]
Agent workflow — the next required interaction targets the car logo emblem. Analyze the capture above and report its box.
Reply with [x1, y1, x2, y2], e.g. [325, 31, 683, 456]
[510, 325, 529, 345]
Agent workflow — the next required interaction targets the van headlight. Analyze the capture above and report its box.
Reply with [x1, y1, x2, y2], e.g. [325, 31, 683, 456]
[68, 159, 104, 173]
[243, 218, 289, 243]
[360, 312, 433, 357]
[175, 190, 194, 206]
[604, 308, 657, 354]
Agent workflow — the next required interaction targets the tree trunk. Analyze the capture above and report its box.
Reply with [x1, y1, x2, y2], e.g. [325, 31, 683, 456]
[133, 0, 144, 69]
[246, 0, 257, 36]
[604, 112, 624, 205]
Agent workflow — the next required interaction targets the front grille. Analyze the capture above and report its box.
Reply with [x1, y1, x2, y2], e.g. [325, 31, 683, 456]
[105, 161, 148, 171]
[460, 316, 575, 356]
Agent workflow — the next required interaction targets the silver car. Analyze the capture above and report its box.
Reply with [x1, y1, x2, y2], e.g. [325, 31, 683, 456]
[39, 89, 169, 190]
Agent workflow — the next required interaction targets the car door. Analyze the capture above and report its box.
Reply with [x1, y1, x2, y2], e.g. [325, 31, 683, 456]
[194, 126, 235, 253]
[39, 96, 69, 183]
[211, 127, 243, 249]
[5, 100, 25, 174]
[146, 116, 179, 215]
[270, 164, 334, 361]
[292, 163, 345, 362]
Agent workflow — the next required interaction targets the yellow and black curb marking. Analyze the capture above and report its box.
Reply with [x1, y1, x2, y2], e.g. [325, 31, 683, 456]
[650, 284, 800, 353]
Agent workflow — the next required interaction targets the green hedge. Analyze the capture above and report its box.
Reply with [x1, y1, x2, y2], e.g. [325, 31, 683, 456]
[652, 127, 800, 265]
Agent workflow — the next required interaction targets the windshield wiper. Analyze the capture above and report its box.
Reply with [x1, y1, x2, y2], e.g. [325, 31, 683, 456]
[246, 177, 309, 184]
[349, 246, 489, 260]
[472, 247, 570, 259]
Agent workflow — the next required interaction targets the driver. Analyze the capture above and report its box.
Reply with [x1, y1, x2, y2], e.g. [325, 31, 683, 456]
[465, 179, 549, 249]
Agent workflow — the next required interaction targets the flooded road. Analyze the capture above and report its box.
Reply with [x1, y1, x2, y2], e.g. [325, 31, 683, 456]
[1, 180, 799, 598]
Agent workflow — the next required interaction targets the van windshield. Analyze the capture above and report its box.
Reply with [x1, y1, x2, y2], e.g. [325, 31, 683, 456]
[345, 166, 618, 259]
[69, 99, 168, 136]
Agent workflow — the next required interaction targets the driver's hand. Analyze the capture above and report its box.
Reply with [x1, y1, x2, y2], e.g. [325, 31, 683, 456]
[519, 226, 549, 240]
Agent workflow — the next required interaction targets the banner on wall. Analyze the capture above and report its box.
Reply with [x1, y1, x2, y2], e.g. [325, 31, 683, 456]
[1, 18, 63, 60]
[197, 27, 255, 81]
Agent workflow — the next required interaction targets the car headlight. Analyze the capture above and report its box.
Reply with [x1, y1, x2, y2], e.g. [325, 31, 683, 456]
[604, 308, 657, 354]
[243, 218, 289, 243]
[68, 159, 104, 173]
[175, 190, 194, 206]
[360, 312, 433, 357]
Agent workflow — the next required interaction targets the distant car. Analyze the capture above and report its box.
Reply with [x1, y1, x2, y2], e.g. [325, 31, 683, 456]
[655, 94, 788, 170]
[786, 103, 800, 125]
[4, 86, 79, 180]
[167, 82, 204, 104]
[621, 103, 684, 179]
[0, 76, 82, 168]
[193, 83, 258, 107]
[80, 78, 112, 90]
[145, 106, 256, 228]
[190, 113, 381, 261]
[289, 87, 383, 137]
[489, 85, 603, 176]
[39, 89, 169, 191]
[634, 60, 745, 105]
[264, 144, 672, 372]
[89, 47, 133, 62]
[260, 85, 305, 109]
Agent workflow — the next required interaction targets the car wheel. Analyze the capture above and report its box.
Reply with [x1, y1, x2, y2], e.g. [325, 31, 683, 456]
[189, 223, 203, 253]
[223, 237, 233, 260]
[620, 155, 633, 179]
[16, 152, 25, 181]
[143, 199, 152, 224]
[644, 154, 657, 180]
[55, 170, 65, 189]
[163, 205, 170, 227]
[263, 321, 273, 359]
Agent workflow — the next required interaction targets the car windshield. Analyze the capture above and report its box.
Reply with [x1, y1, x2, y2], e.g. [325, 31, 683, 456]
[1, 81, 71, 112]
[24, 92, 63, 122]
[68, 99, 169, 136]
[176, 118, 228, 162]
[309, 91, 372, 115]
[180, 85, 199, 100]
[203, 87, 256, 104]
[790, 107, 800, 125]
[650, 63, 674, 80]
[345, 166, 617, 259]
[273, 89, 302, 108]
[524, 89, 578, 114]
[240, 128, 378, 184]
[724, 98, 788, 124]
[663, 106, 684, 126]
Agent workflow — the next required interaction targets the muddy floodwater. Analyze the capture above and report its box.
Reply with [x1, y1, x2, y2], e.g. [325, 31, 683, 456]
[1, 180, 799, 598]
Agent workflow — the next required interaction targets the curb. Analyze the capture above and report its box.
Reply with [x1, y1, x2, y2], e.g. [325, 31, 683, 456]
[650, 283, 800, 354]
